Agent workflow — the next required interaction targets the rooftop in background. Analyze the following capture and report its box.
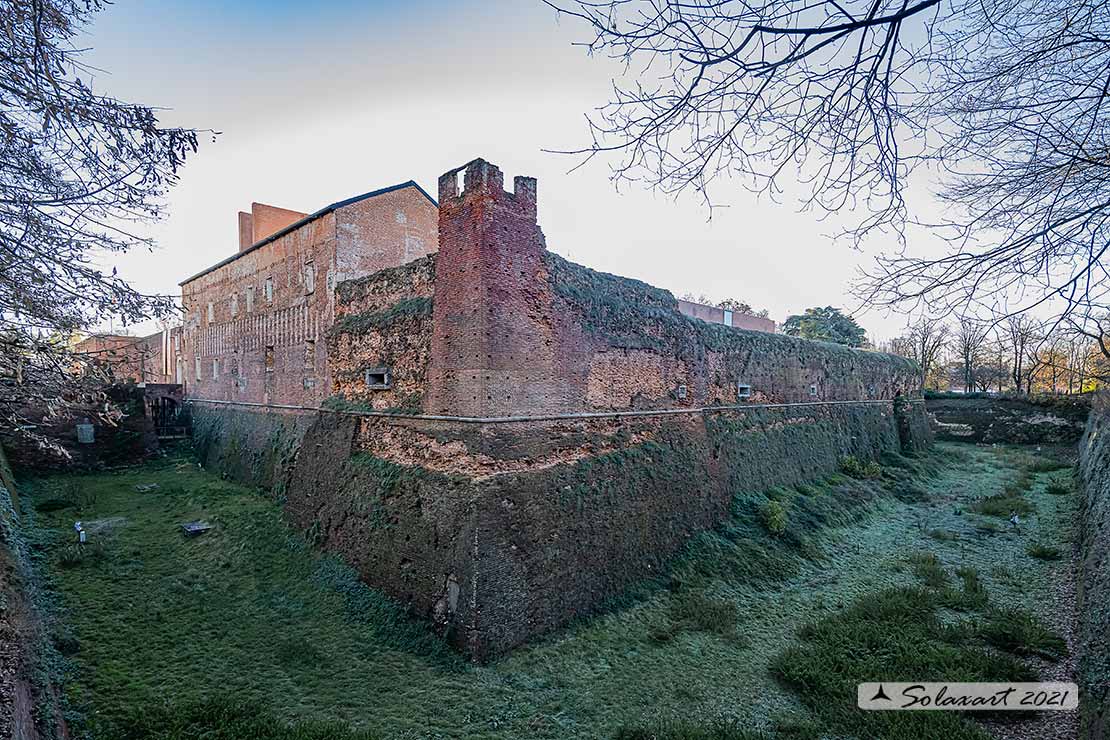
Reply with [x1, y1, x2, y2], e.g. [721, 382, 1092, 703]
[180, 180, 438, 286]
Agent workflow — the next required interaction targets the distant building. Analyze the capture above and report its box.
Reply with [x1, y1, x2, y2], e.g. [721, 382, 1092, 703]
[676, 299, 776, 333]
[73, 327, 181, 385]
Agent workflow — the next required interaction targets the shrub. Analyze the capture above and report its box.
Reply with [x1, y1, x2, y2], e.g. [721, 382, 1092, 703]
[62, 479, 98, 509]
[940, 567, 989, 611]
[969, 493, 1035, 518]
[57, 541, 106, 569]
[1028, 458, 1070, 474]
[909, 552, 949, 589]
[928, 529, 960, 542]
[1044, 476, 1072, 496]
[669, 591, 740, 639]
[978, 607, 1068, 660]
[772, 586, 1032, 740]
[1027, 543, 1063, 561]
[838, 456, 882, 480]
[891, 480, 930, 503]
[759, 500, 788, 535]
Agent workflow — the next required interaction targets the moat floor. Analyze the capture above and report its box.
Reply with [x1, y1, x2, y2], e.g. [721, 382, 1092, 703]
[18, 442, 1080, 739]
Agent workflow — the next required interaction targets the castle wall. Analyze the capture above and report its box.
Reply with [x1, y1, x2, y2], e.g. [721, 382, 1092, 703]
[328, 255, 436, 412]
[421, 159, 919, 418]
[186, 158, 930, 660]
[1080, 396, 1110, 740]
[273, 397, 927, 660]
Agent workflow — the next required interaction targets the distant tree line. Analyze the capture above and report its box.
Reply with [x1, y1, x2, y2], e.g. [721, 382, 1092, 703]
[878, 317, 1108, 395]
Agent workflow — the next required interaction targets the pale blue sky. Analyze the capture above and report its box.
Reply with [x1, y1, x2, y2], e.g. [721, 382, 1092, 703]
[82, 0, 927, 341]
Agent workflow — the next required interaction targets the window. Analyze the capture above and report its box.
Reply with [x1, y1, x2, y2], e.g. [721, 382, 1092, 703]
[246, 286, 255, 313]
[737, 383, 752, 399]
[723, 309, 734, 326]
[265, 345, 275, 373]
[304, 339, 316, 371]
[676, 384, 688, 400]
[195, 357, 202, 381]
[173, 335, 179, 352]
[212, 358, 219, 378]
[207, 302, 214, 322]
[264, 277, 274, 303]
[304, 262, 315, 295]
[364, 367, 391, 389]
[809, 384, 818, 397]
[230, 293, 238, 317]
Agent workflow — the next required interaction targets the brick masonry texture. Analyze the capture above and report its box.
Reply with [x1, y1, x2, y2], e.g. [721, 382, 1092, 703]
[185, 157, 932, 659]
[192, 397, 929, 659]
[180, 184, 436, 408]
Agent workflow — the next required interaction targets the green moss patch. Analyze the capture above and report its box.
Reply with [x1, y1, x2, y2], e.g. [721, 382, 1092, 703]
[328, 296, 432, 338]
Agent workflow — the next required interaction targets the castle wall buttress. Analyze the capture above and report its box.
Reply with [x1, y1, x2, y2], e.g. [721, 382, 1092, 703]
[427, 159, 574, 416]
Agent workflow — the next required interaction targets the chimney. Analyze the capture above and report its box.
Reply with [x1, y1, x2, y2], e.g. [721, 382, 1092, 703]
[238, 212, 254, 252]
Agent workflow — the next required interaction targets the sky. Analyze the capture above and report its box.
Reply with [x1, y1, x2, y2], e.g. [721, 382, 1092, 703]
[79, 0, 933, 342]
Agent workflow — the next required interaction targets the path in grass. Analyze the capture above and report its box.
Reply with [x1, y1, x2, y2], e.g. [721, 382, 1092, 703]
[19, 442, 1079, 739]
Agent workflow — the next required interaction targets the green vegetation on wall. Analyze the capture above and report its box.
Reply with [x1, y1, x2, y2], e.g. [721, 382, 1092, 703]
[334, 254, 436, 305]
[328, 297, 432, 339]
[545, 252, 917, 379]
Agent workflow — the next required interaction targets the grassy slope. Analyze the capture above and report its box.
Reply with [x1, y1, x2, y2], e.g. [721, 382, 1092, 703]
[18, 443, 1078, 739]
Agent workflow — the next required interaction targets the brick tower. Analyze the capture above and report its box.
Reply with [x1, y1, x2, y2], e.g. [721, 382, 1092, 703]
[426, 159, 565, 416]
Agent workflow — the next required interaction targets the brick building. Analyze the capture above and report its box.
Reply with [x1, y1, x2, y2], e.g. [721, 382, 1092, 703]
[179, 183, 438, 405]
[73, 328, 181, 385]
[180, 162, 787, 412]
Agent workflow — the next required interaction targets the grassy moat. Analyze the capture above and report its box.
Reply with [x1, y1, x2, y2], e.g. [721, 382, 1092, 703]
[17, 442, 1079, 739]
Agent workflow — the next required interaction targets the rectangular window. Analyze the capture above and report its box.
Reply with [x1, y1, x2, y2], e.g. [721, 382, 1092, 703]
[230, 293, 238, 317]
[207, 302, 214, 322]
[737, 383, 752, 399]
[173, 335, 179, 352]
[246, 286, 255, 313]
[809, 384, 818, 397]
[195, 357, 202, 381]
[304, 339, 316, 370]
[364, 367, 391, 389]
[723, 309, 734, 326]
[265, 345, 275, 373]
[304, 262, 315, 295]
[212, 358, 219, 378]
[264, 277, 274, 304]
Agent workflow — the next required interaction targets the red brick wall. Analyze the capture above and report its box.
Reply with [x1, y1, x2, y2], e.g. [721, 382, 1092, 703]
[335, 187, 437, 282]
[423, 158, 918, 418]
[329, 255, 436, 411]
[180, 183, 438, 408]
[427, 159, 588, 416]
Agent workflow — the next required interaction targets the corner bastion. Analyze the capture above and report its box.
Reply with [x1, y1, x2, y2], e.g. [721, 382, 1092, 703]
[188, 157, 930, 659]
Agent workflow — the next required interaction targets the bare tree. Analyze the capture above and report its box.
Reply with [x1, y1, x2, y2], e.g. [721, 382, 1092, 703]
[549, 0, 1110, 330]
[1, 0, 201, 444]
[952, 318, 989, 393]
[888, 317, 949, 389]
[1006, 315, 1042, 394]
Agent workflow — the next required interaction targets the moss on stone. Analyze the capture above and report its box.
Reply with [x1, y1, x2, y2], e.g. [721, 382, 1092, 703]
[545, 251, 918, 380]
[329, 297, 433, 338]
[334, 254, 436, 305]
